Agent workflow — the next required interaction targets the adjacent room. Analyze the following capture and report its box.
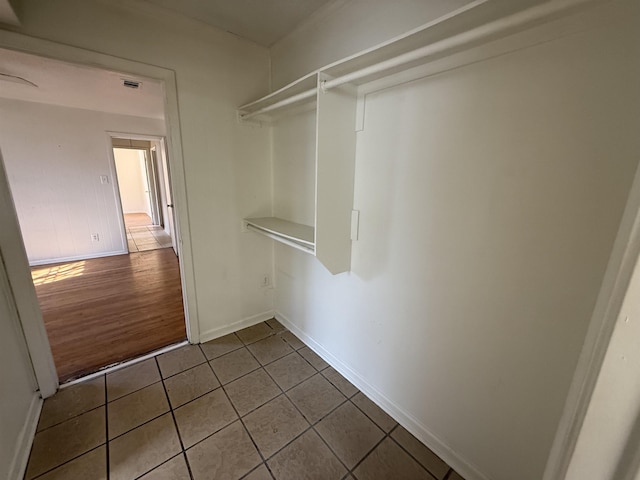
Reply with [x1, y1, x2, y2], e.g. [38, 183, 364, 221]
[1, 1, 638, 480]
[0, 48, 187, 382]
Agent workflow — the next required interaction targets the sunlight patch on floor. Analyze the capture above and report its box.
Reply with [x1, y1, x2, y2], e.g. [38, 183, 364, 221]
[32, 261, 86, 286]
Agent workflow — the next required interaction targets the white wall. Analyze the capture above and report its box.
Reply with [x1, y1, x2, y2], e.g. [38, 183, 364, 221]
[270, 1, 640, 480]
[114, 148, 151, 216]
[273, 109, 316, 227]
[0, 98, 165, 264]
[1, 0, 275, 338]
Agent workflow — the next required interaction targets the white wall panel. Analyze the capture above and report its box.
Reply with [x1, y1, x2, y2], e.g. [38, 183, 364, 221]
[0, 99, 164, 264]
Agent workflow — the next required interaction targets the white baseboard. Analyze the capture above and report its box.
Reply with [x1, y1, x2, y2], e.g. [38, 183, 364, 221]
[8, 392, 42, 480]
[29, 250, 128, 266]
[199, 310, 276, 344]
[275, 311, 491, 480]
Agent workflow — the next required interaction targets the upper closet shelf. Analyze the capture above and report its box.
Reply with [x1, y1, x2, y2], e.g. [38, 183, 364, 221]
[238, 0, 594, 122]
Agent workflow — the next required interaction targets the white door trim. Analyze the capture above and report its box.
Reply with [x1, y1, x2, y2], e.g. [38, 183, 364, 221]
[0, 30, 201, 396]
[105, 139, 130, 255]
[543, 161, 640, 479]
[0, 152, 56, 397]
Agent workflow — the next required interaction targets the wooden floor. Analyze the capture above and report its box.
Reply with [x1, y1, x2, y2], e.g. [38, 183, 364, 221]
[32, 248, 186, 382]
[124, 212, 152, 227]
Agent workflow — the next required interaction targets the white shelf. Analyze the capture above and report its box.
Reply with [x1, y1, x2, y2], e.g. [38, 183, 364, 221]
[243, 72, 358, 275]
[238, 75, 317, 122]
[245, 217, 315, 254]
[239, 0, 593, 274]
[237, 0, 589, 122]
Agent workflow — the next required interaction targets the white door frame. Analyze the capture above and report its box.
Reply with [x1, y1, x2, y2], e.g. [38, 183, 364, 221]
[543, 161, 640, 479]
[107, 134, 170, 251]
[0, 30, 201, 397]
[0, 151, 57, 397]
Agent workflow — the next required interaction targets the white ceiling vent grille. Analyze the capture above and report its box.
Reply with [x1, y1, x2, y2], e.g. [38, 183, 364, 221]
[122, 79, 141, 89]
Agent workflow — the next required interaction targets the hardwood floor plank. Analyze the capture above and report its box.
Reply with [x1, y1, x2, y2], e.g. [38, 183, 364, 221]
[32, 248, 186, 382]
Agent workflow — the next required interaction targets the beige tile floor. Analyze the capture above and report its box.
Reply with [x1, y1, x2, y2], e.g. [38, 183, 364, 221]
[26, 319, 466, 480]
[126, 225, 172, 253]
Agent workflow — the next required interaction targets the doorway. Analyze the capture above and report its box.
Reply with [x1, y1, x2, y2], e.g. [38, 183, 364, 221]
[0, 46, 195, 385]
[111, 137, 177, 254]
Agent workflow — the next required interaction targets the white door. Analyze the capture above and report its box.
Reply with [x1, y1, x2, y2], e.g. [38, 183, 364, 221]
[143, 149, 162, 226]
[153, 144, 177, 256]
[0, 150, 57, 397]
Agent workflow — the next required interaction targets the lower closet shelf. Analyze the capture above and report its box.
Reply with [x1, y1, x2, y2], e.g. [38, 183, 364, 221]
[245, 217, 315, 254]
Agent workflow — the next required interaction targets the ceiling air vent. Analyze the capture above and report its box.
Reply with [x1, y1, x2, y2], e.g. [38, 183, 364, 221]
[122, 79, 141, 89]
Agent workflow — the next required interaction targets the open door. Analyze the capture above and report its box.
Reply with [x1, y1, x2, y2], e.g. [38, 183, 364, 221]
[143, 149, 162, 226]
[152, 143, 177, 256]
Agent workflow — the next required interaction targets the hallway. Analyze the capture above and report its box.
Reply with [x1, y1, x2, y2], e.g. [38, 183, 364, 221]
[32, 249, 186, 381]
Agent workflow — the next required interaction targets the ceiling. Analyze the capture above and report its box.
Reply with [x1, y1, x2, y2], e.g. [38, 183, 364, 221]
[140, 0, 333, 46]
[0, 48, 165, 118]
[0, 1, 336, 116]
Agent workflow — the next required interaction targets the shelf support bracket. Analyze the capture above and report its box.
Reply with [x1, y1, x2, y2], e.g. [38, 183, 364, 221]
[236, 111, 263, 127]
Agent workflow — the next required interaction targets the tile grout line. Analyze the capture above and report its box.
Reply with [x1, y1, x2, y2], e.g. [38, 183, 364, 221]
[105, 409, 170, 443]
[348, 430, 389, 476]
[231, 323, 297, 479]
[209, 334, 317, 389]
[202, 346, 275, 478]
[133, 344, 269, 458]
[201, 332, 244, 361]
[341, 395, 441, 479]
[342, 401, 393, 476]
[155, 356, 195, 480]
[238, 463, 274, 480]
[160, 358, 210, 381]
[105, 376, 110, 480]
[29, 444, 107, 480]
[239, 337, 305, 479]
[386, 422, 444, 479]
[35, 402, 106, 434]
[243, 334, 296, 478]
[255, 322, 442, 479]
[107, 378, 165, 404]
[251, 339, 355, 476]
[130, 452, 184, 480]
[24, 386, 110, 478]
[269, 322, 451, 479]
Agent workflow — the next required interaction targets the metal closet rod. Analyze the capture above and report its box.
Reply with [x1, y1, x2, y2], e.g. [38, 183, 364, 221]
[240, 0, 593, 121]
[240, 88, 316, 120]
